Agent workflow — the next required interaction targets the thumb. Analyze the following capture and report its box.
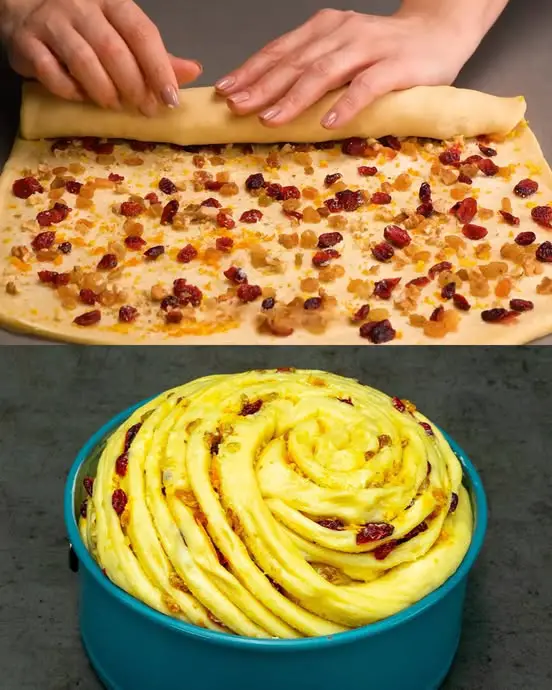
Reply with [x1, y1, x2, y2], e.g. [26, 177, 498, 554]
[169, 55, 203, 86]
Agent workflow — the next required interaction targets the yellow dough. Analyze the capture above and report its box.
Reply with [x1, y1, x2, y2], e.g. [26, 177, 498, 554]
[21, 82, 526, 145]
[78, 369, 473, 637]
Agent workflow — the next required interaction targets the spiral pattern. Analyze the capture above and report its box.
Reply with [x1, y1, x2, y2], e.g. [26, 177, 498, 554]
[79, 370, 473, 638]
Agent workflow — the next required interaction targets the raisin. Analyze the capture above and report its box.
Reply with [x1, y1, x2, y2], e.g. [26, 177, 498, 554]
[58, 241, 72, 254]
[165, 310, 183, 324]
[120, 201, 143, 217]
[406, 276, 430, 288]
[337, 189, 364, 211]
[73, 310, 101, 326]
[317, 232, 343, 248]
[499, 210, 520, 226]
[304, 297, 322, 310]
[124, 235, 147, 250]
[378, 135, 401, 151]
[284, 210, 303, 222]
[217, 212, 236, 229]
[441, 282, 456, 299]
[419, 182, 432, 203]
[109, 172, 124, 183]
[97, 253, 118, 270]
[373, 277, 401, 299]
[338, 397, 353, 406]
[478, 159, 499, 176]
[224, 266, 248, 284]
[159, 177, 178, 194]
[161, 295, 179, 311]
[402, 521, 429, 541]
[452, 293, 471, 311]
[341, 137, 368, 156]
[478, 143, 497, 157]
[176, 244, 198, 263]
[318, 518, 345, 530]
[144, 245, 165, 260]
[351, 304, 370, 322]
[237, 284, 262, 303]
[536, 241, 552, 262]
[324, 197, 343, 213]
[239, 399, 263, 415]
[372, 241, 394, 262]
[452, 197, 477, 224]
[356, 522, 394, 544]
[439, 148, 461, 166]
[513, 178, 538, 198]
[463, 154, 483, 166]
[261, 297, 275, 310]
[130, 140, 156, 152]
[65, 180, 82, 194]
[457, 173, 473, 185]
[79, 289, 97, 305]
[216, 236, 233, 252]
[514, 231, 536, 246]
[124, 423, 141, 451]
[392, 397, 406, 412]
[449, 493, 459, 514]
[83, 476, 94, 496]
[12, 176, 43, 198]
[80, 499, 88, 518]
[266, 183, 283, 199]
[481, 308, 517, 323]
[115, 452, 129, 477]
[384, 225, 411, 248]
[373, 542, 397, 560]
[324, 173, 342, 187]
[205, 180, 223, 191]
[357, 165, 378, 176]
[111, 488, 128, 515]
[359, 319, 396, 344]
[509, 299, 534, 312]
[240, 209, 263, 223]
[430, 306, 445, 322]
[531, 206, 552, 228]
[201, 197, 222, 208]
[462, 224, 488, 240]
[161, 199, 179, 225]
[119, 305, 138, 323]
[50, 138, 72, 152]
[31, 231, 56, 251]
[371, 192, 391, 205]
[145, 192, 159, 204]
[245, 173, 265, 191]
[416, 202, 433, 218]
[428, 262, 453, 280]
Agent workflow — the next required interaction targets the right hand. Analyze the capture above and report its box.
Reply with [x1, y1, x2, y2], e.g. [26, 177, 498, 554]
[0, 0, 202, 114]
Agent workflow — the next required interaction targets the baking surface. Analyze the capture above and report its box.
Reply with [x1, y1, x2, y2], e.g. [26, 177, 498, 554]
[0, 0, 551, 344]
[1, 346, 551, 689]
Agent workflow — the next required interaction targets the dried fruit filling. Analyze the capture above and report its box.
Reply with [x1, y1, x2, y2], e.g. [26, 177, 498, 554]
[78, 370, 473, 638]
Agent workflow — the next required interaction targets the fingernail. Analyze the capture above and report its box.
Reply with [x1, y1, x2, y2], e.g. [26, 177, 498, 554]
[192, 60, 203, 73]
[228, 91, 250, 105]
[215, 76, 235, 91]
[321, 111, 337, 128]
[161, 85, 180, 108]
[260, 108, 280, 122]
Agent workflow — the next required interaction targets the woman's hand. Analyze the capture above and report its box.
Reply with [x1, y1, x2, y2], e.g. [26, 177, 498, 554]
[1, 0, 202, 115]
[215, 5, 501, 129]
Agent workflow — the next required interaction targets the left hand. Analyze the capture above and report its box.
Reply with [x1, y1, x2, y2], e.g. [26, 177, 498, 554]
[215, 8, 478, 129]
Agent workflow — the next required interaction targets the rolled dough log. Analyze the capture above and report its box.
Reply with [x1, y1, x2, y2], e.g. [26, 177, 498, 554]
[20, 82, 526, 146]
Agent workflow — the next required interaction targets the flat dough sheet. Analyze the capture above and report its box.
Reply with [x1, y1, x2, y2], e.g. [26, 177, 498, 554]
[1, 84, 551, 345]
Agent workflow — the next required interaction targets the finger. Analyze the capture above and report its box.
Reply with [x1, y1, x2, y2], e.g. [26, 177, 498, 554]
[10, 33, 84, 102]
[106, 0, 189, 107]
[215, 8, 349, 95]
[226, 33, 346, 116]
[321, 60, 406, 128]
[43, 24, 121, 109]
[171, 56, 203, 86]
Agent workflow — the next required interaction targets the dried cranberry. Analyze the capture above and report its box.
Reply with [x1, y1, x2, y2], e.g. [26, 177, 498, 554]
[50, 138, 72, 152]
[536, 241, 552, 262]
[336, 189, 364, 211]
[239, 399, 263, 416]
[37, 270, 56, 284]
[373, 278, 401, 300]
[531, 206, 552, 228]
[499, 210, 520, 226]
[357, 165, 378, 176]
[124, 235, 146, 250]
[372, 241, 394, 262]
[513, 178, 538, 198]
[462, 224, 488, 240]
[378, 135, 401, 151]
[130, 140, 156, 152]
[240, 209, 263, 223]
[216, 236, 233, 252]
[428, 262, 453, 280]
[159, 199, 178, 225]
[36, 203, 70, 227]
[318, 518, 345, 530]
[419, 182, 432, 203]
[158, 177, 178, 194]
[341, 137, 368, 156]
[79, 289, 97, 305]
[73, 310, 101, 326]
[237, 284, 262, 303]
[514, 231, 536, 246]
[83, 476, 94, 496]
[463, 154, 483, 166]
[384, 225, 411, 248]
[478, 143, 497, 157]
[144, 245, 165, 260]
[58, 241, 72, 254]
[177, 284, 203, 308]
[324, 197, 343, 213]
[109, 172, 124, 183]
[161, 295, 179, 311]
[165, 310, 183, 324]
[261, 297, 275, 310]
[12, 176, 43, 199]
[420, 422, 434, 436]
[266, 183, 283, 199]
[356, 522, 394, 544]
[317, 232, 343, 248]
[478, 158, 499, 176]
[176, 244, 198, 263]
[370, 192, 391, 205]
[115, 452, 129, 477]
[453, 293, 471, 311]
[403, 521, 429, 541]
[31, 231, 56, 251]
[97, 253, 118, 270]
[406, 277, 431, 289]
[224, 266, 248, 284]
[481, 308, 517, 323]
[119, 305, 138, 323]
[304, 297, 322, 310]
[111, 489, 128, 515]
[392, 397, 406, 412]
[441, 282, 456, 299]
[324, 173, 342, 187]
[120, 201, 143, 217]
[452, 197, 477, 224]
[338, 397, 353, 406]
[449, 493, 459, 514]
[201, 197, 222, 208]
[430, 306, 445, 322]
[217, 212, 236, 229]
[124, 422, 142, 451]
[245, 173, 265, 191]
[416, 202, 434, 218]
[373, 542, 397, 560]
[284, 210, 303, 222]
[65, 180, 82, 194]
[458, 173, 473, 185]
[80, 499, 88, 518]
[439, 148, 461, 166]
[510, 298, 534, 312]
[352, 304, 370, 322]
[359, 319, 396, 344]
[145, 192, 159, 204]
[312, 249, 339, 267]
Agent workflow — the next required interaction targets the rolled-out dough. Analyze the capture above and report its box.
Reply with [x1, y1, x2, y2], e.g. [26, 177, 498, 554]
[21, 82, 527, 146]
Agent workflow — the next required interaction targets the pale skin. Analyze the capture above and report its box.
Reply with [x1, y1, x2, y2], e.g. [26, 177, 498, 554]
[0, 0, 509, 124]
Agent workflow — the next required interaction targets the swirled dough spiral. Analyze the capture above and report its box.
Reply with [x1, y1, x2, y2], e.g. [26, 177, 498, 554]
[79, 370, 473, 638]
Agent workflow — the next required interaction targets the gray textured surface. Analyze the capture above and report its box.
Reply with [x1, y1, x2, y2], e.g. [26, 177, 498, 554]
[1, 346, 551, 689]
[0, 0, 551, 343]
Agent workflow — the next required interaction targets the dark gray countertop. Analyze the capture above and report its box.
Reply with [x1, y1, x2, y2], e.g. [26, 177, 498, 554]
[0, 0, 551, 344]
[1, 346, 551, 689]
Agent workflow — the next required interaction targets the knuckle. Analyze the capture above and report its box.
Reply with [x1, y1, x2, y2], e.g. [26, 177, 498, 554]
[315, 8, 340, 21]
[310, 57, 332, 77]
[126, 20, 156, 45]
[281, 90, 303, 110]
[339, 93, 358, 112]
